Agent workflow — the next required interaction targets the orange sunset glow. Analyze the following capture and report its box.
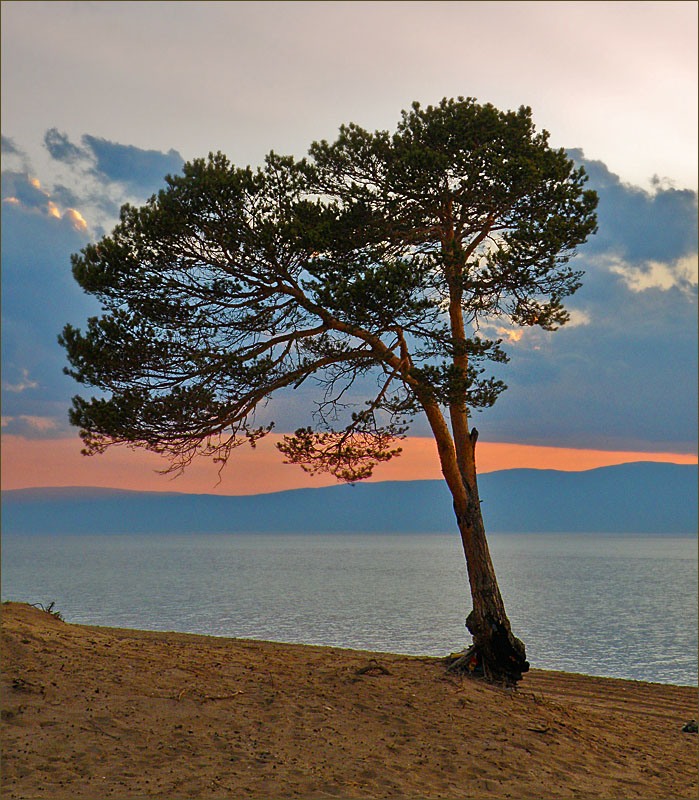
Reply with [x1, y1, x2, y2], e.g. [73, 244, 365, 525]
[2, 434, 696, 496]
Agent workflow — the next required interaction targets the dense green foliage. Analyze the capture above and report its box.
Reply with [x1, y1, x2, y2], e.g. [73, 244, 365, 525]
[60, 97, 597, 480]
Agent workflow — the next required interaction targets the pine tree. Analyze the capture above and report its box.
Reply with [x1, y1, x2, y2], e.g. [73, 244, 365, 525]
[60, 97, 598, 685]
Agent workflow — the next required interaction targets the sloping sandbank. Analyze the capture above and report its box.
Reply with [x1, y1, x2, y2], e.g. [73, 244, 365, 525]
[2, 602, 697, 799]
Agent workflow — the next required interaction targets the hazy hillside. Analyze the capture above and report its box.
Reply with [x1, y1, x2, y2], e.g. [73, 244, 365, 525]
[2, 462, 697, 535]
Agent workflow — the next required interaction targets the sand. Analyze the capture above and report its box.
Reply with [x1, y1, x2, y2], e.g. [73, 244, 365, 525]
[1, 601, 697, 799]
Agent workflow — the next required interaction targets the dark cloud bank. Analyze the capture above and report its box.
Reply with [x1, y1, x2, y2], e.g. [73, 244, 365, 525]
[1, 135, 696, 453]
[43, 128, 184, 195]
[480, 151, 697, 453]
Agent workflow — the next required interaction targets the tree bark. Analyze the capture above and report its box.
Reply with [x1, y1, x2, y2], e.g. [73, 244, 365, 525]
[453, 437, 529, 686]
[427, 222, 530, 685]
[421, 399, 529, 686]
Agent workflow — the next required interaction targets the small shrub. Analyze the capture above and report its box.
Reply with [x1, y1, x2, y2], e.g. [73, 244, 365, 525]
[30, 601, 65, 622]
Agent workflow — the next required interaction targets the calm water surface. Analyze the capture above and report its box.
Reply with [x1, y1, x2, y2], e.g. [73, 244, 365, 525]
[2, 532, 696, 686]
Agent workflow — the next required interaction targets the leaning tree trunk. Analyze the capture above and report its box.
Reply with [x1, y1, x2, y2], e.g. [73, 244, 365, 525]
[453, 435, 529, 686]
[421, 400, 529, 686]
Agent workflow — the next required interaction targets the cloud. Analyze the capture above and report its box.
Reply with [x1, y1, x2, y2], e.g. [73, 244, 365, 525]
[458, 152, 698, 454]
[607, 253, 698, 295]
[38, 130, 185, 233]
[2, 369, 39, 394]
[1, 135, 26, 158]
[567, 149, 698, 263]
[2, 171, 91, 233]
[44, 128, 184, 197]
[480, 309, 593, 351]
[565, 309, 592, 328]
[1, 137, 32, 176]
[1, 134, 187, 439]
[1, 193, 96, 430]
[63, 208, 88, 233]
[2, 170, 52, 210]
[1, 415, 63, 438]
[81, 135, 184, 194]
[44, 128, 88, 165]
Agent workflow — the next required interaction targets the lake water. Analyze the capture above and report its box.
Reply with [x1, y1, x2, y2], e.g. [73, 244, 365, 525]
[1, 532, 696, 686]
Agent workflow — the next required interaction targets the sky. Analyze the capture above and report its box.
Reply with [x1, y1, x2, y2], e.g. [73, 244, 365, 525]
[1, 0, 697, 495]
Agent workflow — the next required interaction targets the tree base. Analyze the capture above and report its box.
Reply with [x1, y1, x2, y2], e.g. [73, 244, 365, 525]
[445, 645, 483, 676]
[464, 610, 529, 687]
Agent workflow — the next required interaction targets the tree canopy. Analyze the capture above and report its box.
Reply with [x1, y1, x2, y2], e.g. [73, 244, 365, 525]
[60, 97, 598, 484]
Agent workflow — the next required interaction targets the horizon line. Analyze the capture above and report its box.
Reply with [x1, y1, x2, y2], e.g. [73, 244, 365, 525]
[3, 459, 697, 499]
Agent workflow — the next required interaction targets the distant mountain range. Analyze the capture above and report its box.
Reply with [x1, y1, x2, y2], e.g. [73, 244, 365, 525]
[2, 462, 697, 535]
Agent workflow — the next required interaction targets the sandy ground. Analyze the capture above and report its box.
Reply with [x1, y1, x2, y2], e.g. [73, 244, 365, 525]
[1, 601, 697, 799]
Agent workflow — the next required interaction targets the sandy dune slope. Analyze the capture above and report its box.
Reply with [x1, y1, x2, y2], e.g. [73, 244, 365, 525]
[1, 602, 697, 799]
